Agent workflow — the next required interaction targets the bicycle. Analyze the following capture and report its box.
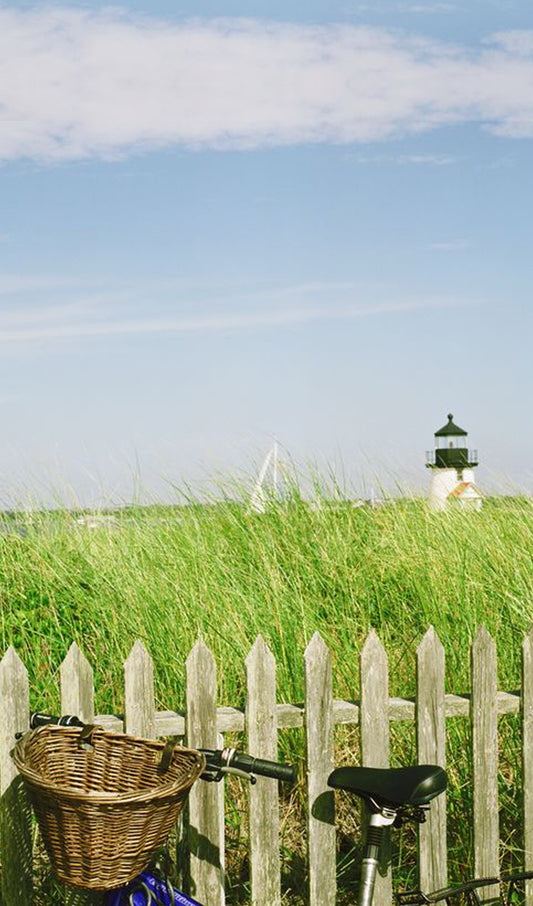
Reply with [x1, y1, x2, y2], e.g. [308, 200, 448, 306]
[15, 714, 533, 906]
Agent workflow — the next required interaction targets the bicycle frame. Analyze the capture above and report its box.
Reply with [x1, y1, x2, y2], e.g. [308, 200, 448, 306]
[105, 871, 203, 906]
[397, 871, 533, 906]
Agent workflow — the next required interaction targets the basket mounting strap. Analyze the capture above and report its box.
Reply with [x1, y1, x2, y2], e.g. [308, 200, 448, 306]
[78, 724, 97, 751]
[158, 736, 179, 774]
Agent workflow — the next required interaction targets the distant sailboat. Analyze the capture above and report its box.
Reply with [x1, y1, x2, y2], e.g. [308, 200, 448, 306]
[248, 443, 280, 514]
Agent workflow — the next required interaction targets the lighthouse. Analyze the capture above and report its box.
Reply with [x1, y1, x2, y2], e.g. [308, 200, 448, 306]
[426, 414, 482, 511]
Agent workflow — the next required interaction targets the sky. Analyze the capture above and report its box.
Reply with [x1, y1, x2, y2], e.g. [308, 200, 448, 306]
[0, 0, 532, 507]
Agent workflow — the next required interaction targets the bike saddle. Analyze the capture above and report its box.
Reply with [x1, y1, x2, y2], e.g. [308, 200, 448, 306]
[328, 764, 447, 807]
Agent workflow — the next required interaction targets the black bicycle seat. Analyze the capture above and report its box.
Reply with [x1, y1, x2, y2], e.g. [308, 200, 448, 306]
[328, 764, 447, 807]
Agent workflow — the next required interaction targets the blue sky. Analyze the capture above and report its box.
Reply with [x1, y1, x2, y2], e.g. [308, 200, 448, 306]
[0, 0, 532, 506]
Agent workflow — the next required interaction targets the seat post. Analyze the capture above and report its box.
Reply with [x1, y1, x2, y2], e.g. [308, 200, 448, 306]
[358, 806, 397, 906]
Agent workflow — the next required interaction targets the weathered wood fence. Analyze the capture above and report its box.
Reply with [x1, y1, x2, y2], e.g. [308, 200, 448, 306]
[1, 625, 532, 906]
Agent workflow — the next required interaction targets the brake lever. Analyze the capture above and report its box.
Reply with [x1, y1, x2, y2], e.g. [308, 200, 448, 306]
[201, 766, 257, 785]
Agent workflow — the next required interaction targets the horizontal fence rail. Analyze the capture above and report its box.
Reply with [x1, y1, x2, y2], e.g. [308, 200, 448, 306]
[0, 625, 532, 906]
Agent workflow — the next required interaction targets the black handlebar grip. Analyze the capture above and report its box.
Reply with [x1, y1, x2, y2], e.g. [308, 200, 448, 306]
[30, 712, 84, 729]
[230, 752, 296, 783]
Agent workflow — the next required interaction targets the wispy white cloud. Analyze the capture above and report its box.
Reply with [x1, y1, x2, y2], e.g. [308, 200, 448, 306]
[348, 2, 456, 12]
[353, 152, 457, 164]
[402, 3, 456, 12]
[0, 275, 473, 343]
[0, 9, 532, 162]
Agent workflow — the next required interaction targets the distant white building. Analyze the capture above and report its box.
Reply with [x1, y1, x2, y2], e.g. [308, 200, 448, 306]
[426, 413, 482, 511]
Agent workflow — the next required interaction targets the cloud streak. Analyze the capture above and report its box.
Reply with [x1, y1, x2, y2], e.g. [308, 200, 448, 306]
[0, 9, 532, 161]
[0, 290, 472, 343]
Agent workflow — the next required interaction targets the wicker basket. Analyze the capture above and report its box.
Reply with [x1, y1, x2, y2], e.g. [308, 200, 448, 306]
[12, 725, 205, 891]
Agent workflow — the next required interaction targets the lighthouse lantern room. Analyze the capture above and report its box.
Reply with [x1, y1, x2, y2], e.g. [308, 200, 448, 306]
[426, 414, 482, 510]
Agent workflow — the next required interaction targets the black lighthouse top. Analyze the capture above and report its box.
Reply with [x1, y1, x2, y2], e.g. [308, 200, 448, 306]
[435, 413, 467, 438]
[426, 413, 478, 470]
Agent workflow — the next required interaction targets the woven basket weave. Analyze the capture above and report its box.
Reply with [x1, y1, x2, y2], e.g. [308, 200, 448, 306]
[12, 725, 205, 891]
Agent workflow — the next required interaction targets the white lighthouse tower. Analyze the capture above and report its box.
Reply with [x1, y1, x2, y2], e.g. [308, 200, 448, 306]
[426, 413, 482, 511]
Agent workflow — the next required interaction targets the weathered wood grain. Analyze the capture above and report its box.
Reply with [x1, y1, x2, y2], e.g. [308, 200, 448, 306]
[361, 630, 392, 906]
[0, 647, 33, 906]
[186, 639, 224, 906]
[124, 640, 156, 738]
[523, 628, 533, 906]
[305, 632, 336, 906]
[246, 635, 281, 906]
[472, 626, 499, 904]
[60, 644, 100, 906]
[416, 627, 447, 894]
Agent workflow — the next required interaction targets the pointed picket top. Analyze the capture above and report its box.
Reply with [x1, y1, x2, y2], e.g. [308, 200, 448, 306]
[0, 646, 29, 792]
[124, 638, 153, 670]
[186, 636, 217, 747]
[472, 623, 496, 654]
[523, 625, 533, 685]
[61, 640, 92, 674]
[0, 646, 29, 735]
[362, 626, 383, 650]
[0, 645, 27, 678]
[304, 631, 330, 665]
[60, 642, 94, 723]
[471, 624, 497, 698]
[124, 639, 155, 738]
[246, 634, 275, 671]
[0, 646, 29, 718]
[186, 635, 215, 670]
[246, 634, 277, 741]
[524, 625, 533, 660]
[417, 625, 444, 657]
[361, 628, 387, 670]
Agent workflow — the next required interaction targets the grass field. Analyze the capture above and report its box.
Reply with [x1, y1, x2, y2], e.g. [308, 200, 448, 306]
[1, 489, 533, 902]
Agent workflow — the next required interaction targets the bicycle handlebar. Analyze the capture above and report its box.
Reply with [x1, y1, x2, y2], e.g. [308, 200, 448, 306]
[27, 713, 297, 785]
[200, 747, 296, 784]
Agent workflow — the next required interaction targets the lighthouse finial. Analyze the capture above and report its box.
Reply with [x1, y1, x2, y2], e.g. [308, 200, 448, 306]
[447, 412, 453, 421]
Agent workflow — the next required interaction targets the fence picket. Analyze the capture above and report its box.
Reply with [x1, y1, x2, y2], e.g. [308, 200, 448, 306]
[186, 639, 224, 906]
[472, 626, 499, 903]
[416, 626, 447, 894]
[246, 635, 281, 906]
[60, 644, 100, 905]
[0, 647, 33, 906]
[523, 628, 533, 906]
[124, 640, 156, 738]
[305, 632, 336, 906]
[61, 642, 95, 723]
[360, 630, 392, 906]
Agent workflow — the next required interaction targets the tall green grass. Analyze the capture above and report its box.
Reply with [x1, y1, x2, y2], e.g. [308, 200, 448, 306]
[2, 493, 532, 710]
[1, 488, 533, 901]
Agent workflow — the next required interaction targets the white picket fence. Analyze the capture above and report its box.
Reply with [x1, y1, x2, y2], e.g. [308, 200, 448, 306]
[1, 626, 532, 906]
